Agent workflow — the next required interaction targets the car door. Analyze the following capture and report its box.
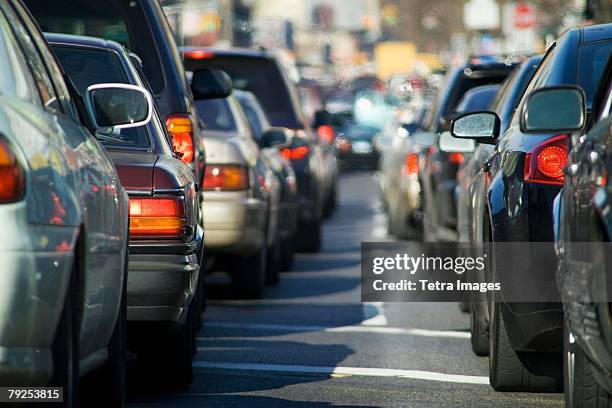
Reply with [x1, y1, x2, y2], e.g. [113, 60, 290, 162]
[6, 0, 126, 355]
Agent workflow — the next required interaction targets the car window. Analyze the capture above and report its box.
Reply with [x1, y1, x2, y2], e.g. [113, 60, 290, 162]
[0, 8, 37, 104]
[25, 0, 166, 94]
[52, 45, 151, 148]
[455, 86, 500, 113]
[578, 40, 612, 109]
[239, 100, 265, 139]
[194, 98, 237, 132]
[0, 2, 61, 113]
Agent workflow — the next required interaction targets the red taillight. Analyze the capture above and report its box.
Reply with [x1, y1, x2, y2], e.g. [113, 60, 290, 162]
[281, 146, 309, 161]
[317, 125, 335, 144]
[166, 114, 195, 164]
[524, 134, 568, 186]
[203, 165, 249, 191]
[402, 153, 419, 175]
[183, 49, 215, 60]
[448, 152, 465, 165]
[0, 138, 24, 203]
[129, 197, 185, 237]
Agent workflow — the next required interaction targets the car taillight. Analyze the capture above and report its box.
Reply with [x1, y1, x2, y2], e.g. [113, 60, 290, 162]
[0, 137, 24, 203]
[448, 152, 465, 165]
[129, 197, 185, 237]
[166, 114, 195, 164]
[524, 134, 568, 186]
[402, 153, 419, 176]
[203, 165, 249, 191]
[183, 49, 215, 60]
[281, 146, 310, 160]
[318, 125, 335, 144]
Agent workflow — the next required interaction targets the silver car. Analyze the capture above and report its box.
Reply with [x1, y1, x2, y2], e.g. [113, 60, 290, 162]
[0, 1, 153, 406]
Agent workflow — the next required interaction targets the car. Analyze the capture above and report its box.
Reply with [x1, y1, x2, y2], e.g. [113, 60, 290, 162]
[234, 89, 299, 271]
[554, 55, 612, 406]
[456, 55, 543, 356]
[46, 33, 216, 388]
[0, 1, 153, 405]
[182, 47, 336, 252]
[419, 60, 517, 242]
[334, 123, 381, 170]
[449, 24, 612, 391]
[193, 87, 287, 297]
[24, 0, 206, 187]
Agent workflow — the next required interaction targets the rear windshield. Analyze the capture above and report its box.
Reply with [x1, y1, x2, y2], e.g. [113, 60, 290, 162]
[52, 45, 151, 148]
[194, 98, 237, 132]
[25, 0, 165, 94]
[455, 85, 500, 113]
[185, 56, 302, 128]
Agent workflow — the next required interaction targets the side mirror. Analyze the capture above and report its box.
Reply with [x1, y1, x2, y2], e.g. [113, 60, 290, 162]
[413, 131, 438, 147]
[451, 111, 500, 144]
[261, 127, 290, 149]
[521, 86, 586, 133]
[191, 68, 233, 100]
[439, 131, 475, 153]
[86, 83, 152, 130]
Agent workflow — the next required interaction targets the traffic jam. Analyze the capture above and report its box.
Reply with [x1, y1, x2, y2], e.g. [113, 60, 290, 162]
[0, 0, 610, 407]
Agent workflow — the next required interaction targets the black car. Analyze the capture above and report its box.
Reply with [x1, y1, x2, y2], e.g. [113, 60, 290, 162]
[183, 47, 337, 252]
[334, 123, 381, 170]
[420, 60, 517, 242]
[25, 0, 206, 185]
[450, 24, 612, 392]
[555, 55, 612, 406]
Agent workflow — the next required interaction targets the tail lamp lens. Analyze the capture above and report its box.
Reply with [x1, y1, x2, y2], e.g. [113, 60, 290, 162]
[129, 197, 185, 237]
[203, 165, 249, 191]
[448, 152, 465, 165]
[317, 125, 335, 144]
[166, 114, 195, 164]
[524, 134, 568, 185]
[183, 49, 215, 60]
[0, 138, 24, 203]
[403, 153, 419, 175]
[281, 146, 309, 161]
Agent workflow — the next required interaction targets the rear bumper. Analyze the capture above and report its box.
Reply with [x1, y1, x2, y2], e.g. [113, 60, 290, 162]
[127, 253, 199, 324]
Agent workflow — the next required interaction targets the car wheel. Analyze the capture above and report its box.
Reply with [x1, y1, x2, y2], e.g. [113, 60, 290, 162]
[469, 301, 489, 356]
[489, 291, 562, 392]
[82, 267, 126, 407]
[296, 219, 321, 253]
[50, 258, 79, 408]
[266, 236, 281, 285]
[232, 244, 266, 299]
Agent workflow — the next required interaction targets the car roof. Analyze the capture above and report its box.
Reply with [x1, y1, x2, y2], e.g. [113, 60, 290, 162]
[580, 23, 612, 44]
[44, 32, 126, 54]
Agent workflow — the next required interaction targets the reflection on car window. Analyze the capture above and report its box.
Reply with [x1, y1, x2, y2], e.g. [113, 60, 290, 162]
[0, 10, 36, 104]
[579, 41, 612, 109]
[52, 45, 151, 148]
[194, 98, 237, 132]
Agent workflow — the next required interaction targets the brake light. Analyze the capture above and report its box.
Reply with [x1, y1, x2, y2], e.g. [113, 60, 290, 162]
[281, 146, 309, 160]
[524, 134, 568, 186]
[129, 197, 185, 237]
[0, 137, 24, 203]
[166, 114, 195, 164]
[448, 152, 465, 165]
[183, 49, 215, 60]
[203, 165, 249, 191]
[402, 153, 419, 175]
[318, 125, 335, 144]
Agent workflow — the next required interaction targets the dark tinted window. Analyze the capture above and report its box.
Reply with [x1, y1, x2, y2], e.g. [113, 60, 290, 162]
[194, 98, 236, 132]
[186, 56, 301, 128]
[578, 40, 612, 108]
[455, 85, 500, 113]
[52, 45, 150, 148]
[25, 0, 165, 94]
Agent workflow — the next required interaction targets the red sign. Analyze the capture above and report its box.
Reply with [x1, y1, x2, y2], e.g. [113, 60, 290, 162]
[513, 2, 536, 29]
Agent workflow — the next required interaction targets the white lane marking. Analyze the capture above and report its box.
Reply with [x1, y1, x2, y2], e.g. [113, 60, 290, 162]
[361, 302, 387, 326]
[192, 361, 489, 385]
[201, 321, 470, 339]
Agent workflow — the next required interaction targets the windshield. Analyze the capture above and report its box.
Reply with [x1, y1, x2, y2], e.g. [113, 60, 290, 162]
[52, 45, 151, 148]
[194, 98, 237, 132]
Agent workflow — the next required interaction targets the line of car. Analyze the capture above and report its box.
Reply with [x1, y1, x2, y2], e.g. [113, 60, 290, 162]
[0, 0, 339, 406]
[380, 23, 612, 406]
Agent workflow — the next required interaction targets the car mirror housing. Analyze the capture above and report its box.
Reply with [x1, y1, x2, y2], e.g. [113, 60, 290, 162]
[261, 127, 290, 149]
[451, 111, 500, 145]
[521, 86, 586, 133]
[86, 83, 153, 130]
[438, 131, 475, 153]
[191, 68, 233, 100]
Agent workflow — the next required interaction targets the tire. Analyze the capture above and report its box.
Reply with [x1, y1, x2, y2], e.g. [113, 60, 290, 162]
[50, 260, 79, 408]
[231, 245, 266, 299]
[469, 301, 489, 356]
[296, 219, 321, 253]
[82, 273, 126, 408]
[265, 236, 281, 286]
[489, 293, 562, 392]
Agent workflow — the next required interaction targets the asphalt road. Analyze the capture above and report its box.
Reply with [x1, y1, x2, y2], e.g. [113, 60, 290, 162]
[128, 172, 564, 408]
